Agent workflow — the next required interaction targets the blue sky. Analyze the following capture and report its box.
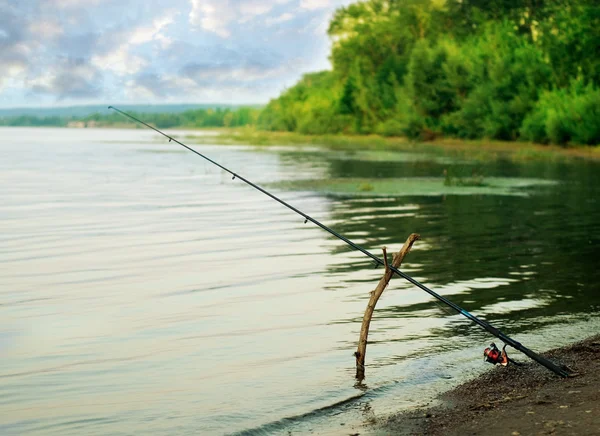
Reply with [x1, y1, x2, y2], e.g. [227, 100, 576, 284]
[0, 0, 352, 108]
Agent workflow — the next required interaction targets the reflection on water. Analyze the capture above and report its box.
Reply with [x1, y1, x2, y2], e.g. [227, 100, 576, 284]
[1, 128, 599, 435]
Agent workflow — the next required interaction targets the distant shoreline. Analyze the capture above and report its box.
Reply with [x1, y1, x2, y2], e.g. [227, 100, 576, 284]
[3, 124, 600, 162]
[182, 127, 600, 162]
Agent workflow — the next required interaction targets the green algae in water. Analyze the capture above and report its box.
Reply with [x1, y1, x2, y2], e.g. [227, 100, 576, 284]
[259, 147, 465, 165]
[443, 170, 486, 187]
[271, 177, 558, 197]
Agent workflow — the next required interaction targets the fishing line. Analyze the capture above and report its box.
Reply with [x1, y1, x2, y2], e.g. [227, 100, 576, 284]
[108, 106, 570, 378]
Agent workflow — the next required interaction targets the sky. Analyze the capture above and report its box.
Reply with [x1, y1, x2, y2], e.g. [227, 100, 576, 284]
[0, 0, 353, 108]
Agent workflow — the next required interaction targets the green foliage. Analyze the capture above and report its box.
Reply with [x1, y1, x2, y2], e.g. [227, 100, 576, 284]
[1, 107, 261, 129]
[406, 40, 454, 119]
[339, 74, 358, 115]
[259, 0, 600, 145]
[376, 119, 405, 137]
[0, 115, 70, 127]
[403, 39, 458, 137]
[257, 71, 350, 134]
[441, 22, 551, 140]
[521, 81, 600, 145]
[536, 3, 600, 87]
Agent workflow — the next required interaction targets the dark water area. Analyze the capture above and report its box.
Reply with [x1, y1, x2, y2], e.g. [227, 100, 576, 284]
[275, 148, 600, 328]
[1, 128, 599, 435]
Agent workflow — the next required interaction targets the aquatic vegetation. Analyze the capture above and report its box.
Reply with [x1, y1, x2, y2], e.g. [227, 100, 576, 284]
[271, 177, 557, 197]
[184, 128, 598, 164]
[443, 169, 486, 187]
[358, 182, 375, 192]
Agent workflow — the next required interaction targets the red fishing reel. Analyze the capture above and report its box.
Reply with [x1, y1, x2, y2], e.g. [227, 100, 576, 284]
[484, 342, 509, 366]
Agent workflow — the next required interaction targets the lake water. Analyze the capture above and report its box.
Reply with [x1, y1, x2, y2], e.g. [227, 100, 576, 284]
[1, 127, 599, 435]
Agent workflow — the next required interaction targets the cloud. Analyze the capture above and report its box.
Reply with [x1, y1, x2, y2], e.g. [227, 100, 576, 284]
[90, 11, 177, 75]
[299, 0, 330, 10]
[28, 21, 64, 39]
[55, 32, 100, 58]
[155, 39, 283, 73]
[27, 57, 103, 99]
[127, 73, 186, 99]
[189, 0, 291, 37]
[0, 0, 352, 106]
[265, 12, 294, 25]
[0, 2, 33, 90]
[128, 42, 303, 102]
[51, 0, 105, 8]
[127, 71, 282, 103]
[189, 0, 236, 37]
[128, 14, 177, 45]
[91, 46, 148, 75]
[181, 61, 292, 85]
[0, 1, 177, 100]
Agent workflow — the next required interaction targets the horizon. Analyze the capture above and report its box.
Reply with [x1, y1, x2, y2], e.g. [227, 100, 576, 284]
[0, 102, 264, 111]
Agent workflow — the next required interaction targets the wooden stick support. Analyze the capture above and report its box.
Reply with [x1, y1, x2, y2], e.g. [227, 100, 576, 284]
[354, 233, 420, 380]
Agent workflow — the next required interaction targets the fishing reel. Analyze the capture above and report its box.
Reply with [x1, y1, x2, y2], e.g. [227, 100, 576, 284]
[483, 342, 509, 366]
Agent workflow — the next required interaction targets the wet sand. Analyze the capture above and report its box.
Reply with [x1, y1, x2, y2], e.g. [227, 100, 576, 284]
[381, 335, 600, 435]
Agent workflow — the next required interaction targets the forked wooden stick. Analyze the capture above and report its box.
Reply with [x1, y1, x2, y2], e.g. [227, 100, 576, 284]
[355, 233, 420, 380]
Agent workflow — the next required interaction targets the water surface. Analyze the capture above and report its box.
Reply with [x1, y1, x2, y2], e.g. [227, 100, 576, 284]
[1, 127, 599, 435]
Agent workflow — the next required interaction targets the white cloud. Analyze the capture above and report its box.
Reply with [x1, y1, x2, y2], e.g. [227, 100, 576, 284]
[239, 0, 273, 17]
[0, 61, 27, 92]
[91, 45, 147, 75]
[28, 21, 64, 39]
[52, 0, 104, 8]
[189, 0, 291, 37]
[27, 71, 56, 90]
[155, 33, 173, 50]
[92, 12, 176, 75]
[129, 13, 176, 45]
[189, 0, 236, 37]
[299, 0, 330, 10]
[265, 12, 294, 25]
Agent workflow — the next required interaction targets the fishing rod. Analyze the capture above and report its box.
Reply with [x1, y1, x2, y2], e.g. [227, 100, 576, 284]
[108, 106, 570, 378]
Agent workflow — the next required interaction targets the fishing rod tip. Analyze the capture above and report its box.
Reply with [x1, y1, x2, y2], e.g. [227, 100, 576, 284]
[108, 105, 113, 109]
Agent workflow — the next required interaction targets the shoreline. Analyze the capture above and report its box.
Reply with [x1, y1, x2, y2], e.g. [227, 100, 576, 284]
[378, 334, 600, 435]
[2, 125, 599, 162]
[184, 128, 600, 162]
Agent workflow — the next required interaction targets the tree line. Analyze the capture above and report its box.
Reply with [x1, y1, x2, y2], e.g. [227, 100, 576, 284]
[259, 0, 600, 145]
[0, 107, 261, 129]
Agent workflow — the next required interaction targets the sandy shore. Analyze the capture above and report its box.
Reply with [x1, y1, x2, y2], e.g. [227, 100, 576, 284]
[379, 335, 600, 435]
